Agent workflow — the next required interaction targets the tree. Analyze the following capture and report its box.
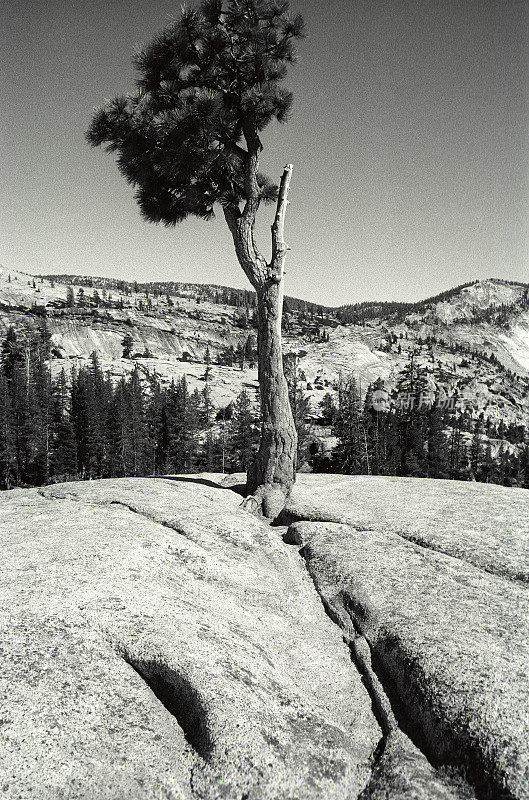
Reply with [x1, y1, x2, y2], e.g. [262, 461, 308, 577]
[86, 0, 304, 517]
[0, 369, 17, 489]
[393, 352, 429, 477]
[426, 401, 449, 478]
[1, 327, 23, 379]
[51, 369, 78, 479]
[121, 333, 134, 359]
[204, 345, 212, 382]
[228, 389, 259, 471]
[332, 376, 363, 474]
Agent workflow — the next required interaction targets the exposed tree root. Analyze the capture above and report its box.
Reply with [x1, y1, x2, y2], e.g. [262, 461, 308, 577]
[240, 482, 290, 519]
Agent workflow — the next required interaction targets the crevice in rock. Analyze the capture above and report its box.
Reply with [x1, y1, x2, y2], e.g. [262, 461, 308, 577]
[294, 543, 485, 800]
[387, 528, 529, 586]
[121, 652, 213, 761]
[340, 594, 505, 800]
[340, 594, 444, 758]
[273, 507, 335, 526]
[295, 556, 394, 740]
[279, 510, 528, 587]
[37, 491, 192, 539]
[295, 545, 392, 788]
[37, 488, 81, 502]
[109, 500, 189, 538]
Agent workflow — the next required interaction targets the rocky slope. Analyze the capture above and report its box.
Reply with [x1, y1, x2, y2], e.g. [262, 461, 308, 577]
[0, 270, 529, 410]
[1, 474, 528, 798]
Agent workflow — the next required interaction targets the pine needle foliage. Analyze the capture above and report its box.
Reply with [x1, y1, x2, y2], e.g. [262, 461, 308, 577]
[86, 0, 304, 226]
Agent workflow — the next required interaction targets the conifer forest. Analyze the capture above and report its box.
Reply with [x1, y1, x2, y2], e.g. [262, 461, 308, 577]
[1, 322, 528, 492]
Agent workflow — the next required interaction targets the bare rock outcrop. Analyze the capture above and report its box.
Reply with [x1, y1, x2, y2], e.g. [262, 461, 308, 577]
[289, 507, 529, 799]
[282, 474, 529, 583]
[0, 477, 380, 799]
[2, 473, 528, 799]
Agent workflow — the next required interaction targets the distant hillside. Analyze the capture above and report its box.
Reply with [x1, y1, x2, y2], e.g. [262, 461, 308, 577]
[38, 273, 334, 315]
[0, 270, 528, 401]
[337, 278, 529, 325]
[34, 272, 529, 327]
[1, 268, 529, 490]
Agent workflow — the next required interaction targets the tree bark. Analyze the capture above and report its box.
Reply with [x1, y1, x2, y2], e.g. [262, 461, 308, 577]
[246, 279, 297, 517]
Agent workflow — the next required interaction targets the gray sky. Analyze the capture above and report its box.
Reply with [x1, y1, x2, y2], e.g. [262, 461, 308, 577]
[1, 0, 527, 306]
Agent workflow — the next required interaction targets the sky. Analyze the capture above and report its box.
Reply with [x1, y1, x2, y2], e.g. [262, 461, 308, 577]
[1, 0, 527, 306]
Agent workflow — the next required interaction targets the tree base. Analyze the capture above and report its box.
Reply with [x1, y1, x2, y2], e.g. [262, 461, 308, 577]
[240, 482, 290, 520]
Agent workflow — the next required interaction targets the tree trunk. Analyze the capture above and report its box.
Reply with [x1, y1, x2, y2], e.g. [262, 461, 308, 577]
[245, 280, 297, 517]
[223, 164, 297, 518]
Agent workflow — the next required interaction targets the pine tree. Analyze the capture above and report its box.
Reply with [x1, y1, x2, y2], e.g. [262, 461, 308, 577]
[448, 415, 467, 480]
[361, 381, 386, 475]
[383, 412, 402, 477]
[426, 402, 449, 478]
[165, 377, 198, 473]
[31, 356, 53, 484]
[121, 333, 134, 359]
[228, 390, 259, 471]
[394, 352, 429, 477]
[1, 327, 23, 379]
[6, 337, 34, 486]
[318, 392, 337, 427]
[519, 443, 529, 489]
[204, 346, 212, 382]
[0, 367, 17, 488]
[469, 417, 484, 480]
[127, 366, 152, 475]
[86, 0, 305, 515]
[145, 375, 165, 475]
[108, 378, 132, 477]
[333, 376, 363, 474]
[70, 355, 109, 478]
[51, 369, 78, 480]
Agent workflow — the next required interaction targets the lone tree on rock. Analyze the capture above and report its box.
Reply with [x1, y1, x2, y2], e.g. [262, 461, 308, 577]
[86, 0, 304, 517]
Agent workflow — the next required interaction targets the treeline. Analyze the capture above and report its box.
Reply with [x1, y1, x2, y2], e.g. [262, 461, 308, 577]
[312, 360, 529, 488]
[336, 282, 481, 325]
[37, 274, 333, 316]
[0, 326, 261, 490]
[2, 323, 528, 492]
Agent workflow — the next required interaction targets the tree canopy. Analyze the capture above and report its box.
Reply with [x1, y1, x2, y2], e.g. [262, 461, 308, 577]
[86, 0, 304, 227]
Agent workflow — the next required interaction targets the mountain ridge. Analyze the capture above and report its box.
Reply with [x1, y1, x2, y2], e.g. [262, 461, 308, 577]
[30, 271, 529, 318]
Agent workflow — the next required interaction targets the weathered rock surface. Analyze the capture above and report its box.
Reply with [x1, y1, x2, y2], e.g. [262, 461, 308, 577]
[0, 477, 380, 799]
[283, 474, 529, 582]
[3, 472, 529, 799]
[361, 730, 477, 800]
[290, 515, 529, 800]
